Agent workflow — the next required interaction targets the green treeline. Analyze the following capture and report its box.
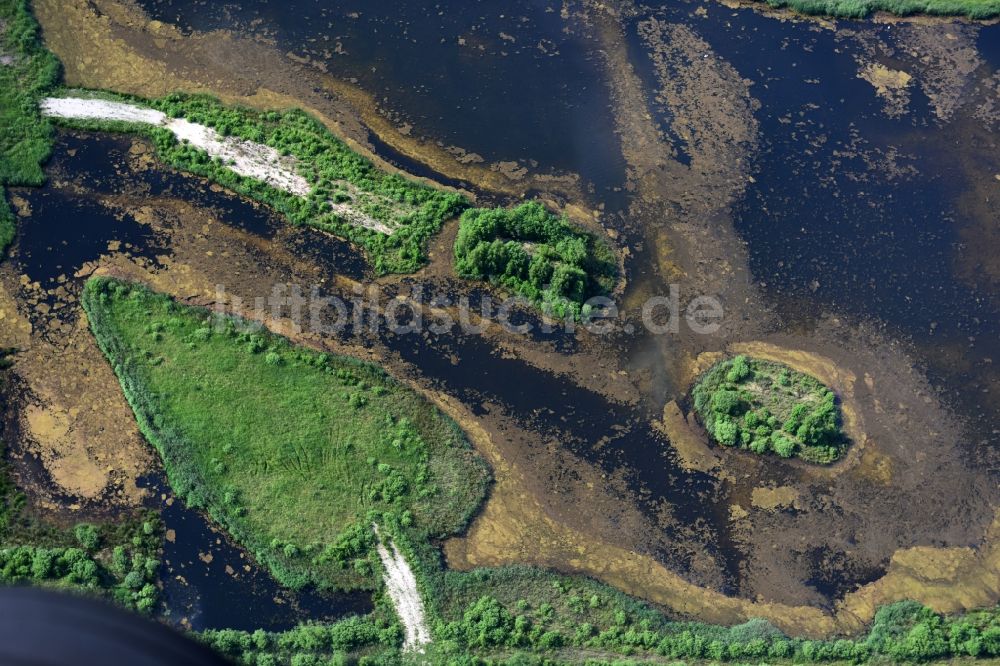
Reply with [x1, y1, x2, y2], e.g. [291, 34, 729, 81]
[198, 584, 1000, 664]
[454, 201, 618, 319]
[82, 276, 490, 593]
[201, 615, 401, 666]
[0, 0, 60, 254]
[422, 597, 1000, 663]
[693, 355, 847, 463]
[759, 0, 999, 18]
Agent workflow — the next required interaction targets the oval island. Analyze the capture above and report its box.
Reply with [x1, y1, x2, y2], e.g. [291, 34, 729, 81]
[692, 355, 848, 463]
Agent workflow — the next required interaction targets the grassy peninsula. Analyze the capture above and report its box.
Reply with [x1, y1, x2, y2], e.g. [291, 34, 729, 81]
[454, 201, 618, 319]
[82, 276, 490, 592]
[0, 0, 60, 254]
[692, 355, 847, 463]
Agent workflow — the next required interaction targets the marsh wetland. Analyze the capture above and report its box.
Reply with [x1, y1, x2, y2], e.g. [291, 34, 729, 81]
[1, 0, 1000, 662]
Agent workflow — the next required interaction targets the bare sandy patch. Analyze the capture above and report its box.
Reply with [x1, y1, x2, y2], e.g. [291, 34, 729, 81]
[751, 486, 800, 512]
[373, 525, 430, 653]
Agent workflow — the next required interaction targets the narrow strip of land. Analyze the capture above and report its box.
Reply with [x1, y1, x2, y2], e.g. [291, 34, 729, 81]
[40, 96, 394, 234]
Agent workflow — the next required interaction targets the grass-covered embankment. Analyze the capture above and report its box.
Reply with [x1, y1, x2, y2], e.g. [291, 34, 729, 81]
[692, 355, 847, 463]
[0, 0, 60, 254]
[82, 276, 490, 593]
[755, 0, 1000, 18]
[454, 201, 618, 320]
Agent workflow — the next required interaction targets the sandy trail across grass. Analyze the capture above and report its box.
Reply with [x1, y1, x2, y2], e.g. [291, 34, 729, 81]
[40, 96, 394, 234]
[373, 524, 431, 653]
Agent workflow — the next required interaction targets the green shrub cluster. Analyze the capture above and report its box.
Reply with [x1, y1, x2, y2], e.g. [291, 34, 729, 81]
[692, 355, 847, 463]
[200, 615, 402, 666]
[0, 193, 14, 257]
[453, 201, 618, 319]
[82, 276, 490, 592]
[0, 545, 102, 587]
[0, 454, 161, 613]
[761, 0, 999, 18]
[0, 530, 157, 612]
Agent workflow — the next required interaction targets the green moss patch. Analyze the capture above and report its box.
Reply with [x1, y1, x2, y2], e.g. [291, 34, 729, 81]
[692, 355, 847, 463]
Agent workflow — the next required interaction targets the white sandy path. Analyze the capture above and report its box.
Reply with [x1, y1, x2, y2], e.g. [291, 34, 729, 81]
[373, 524, 431, 653]
[40, 97, 394, 234]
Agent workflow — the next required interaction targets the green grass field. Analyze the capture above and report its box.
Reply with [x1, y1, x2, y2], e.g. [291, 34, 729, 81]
[758, 0, 1000, 18]
[82, 277, 490, 591]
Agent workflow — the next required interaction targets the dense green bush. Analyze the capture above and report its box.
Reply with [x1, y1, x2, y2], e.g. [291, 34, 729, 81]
[199, 614, 401, 665]
[454, 201, 618, 319]
[692, 355, 847, 463]
[0, 192, 13, 257]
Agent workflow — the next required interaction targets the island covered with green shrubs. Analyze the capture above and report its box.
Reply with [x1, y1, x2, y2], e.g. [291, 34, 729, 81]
[692, 355, 847, 463]
[454, 201, 618, 319]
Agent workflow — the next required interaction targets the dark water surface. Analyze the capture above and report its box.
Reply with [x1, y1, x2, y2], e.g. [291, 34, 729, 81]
[135, 0, 629, 196]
